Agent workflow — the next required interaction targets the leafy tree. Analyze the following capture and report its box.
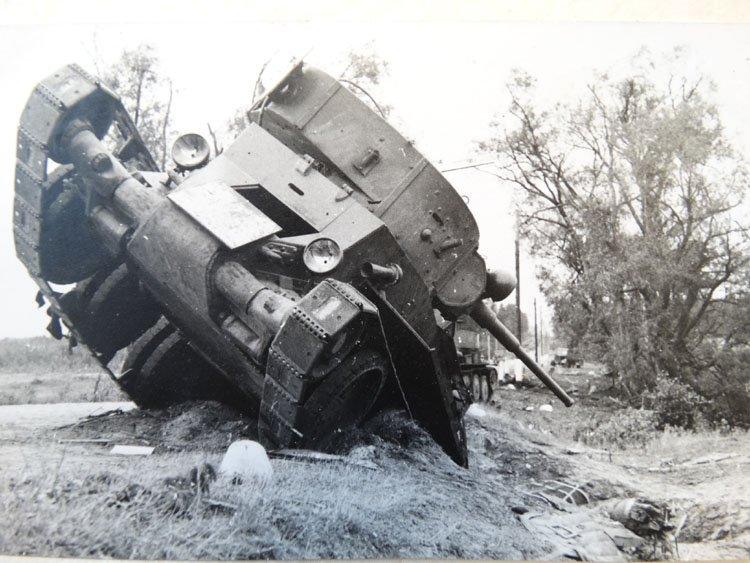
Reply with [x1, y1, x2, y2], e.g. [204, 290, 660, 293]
[481, 51, 749, 410]
[339, 48, 392, 119]
[102, 44, 174, 168]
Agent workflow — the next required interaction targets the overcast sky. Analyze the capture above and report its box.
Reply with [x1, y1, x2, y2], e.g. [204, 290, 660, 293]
[2, 2, 750, 337]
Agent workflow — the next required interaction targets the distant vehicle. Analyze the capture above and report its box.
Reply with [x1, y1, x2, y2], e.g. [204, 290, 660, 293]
[551, 348, 583, 369]
[453, 317, 497, 403]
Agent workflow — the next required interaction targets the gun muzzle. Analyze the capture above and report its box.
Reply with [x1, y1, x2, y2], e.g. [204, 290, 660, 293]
[470, 300, 574, 407]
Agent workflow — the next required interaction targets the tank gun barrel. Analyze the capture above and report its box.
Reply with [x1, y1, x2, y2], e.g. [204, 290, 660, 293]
[470, 300, 574, 407]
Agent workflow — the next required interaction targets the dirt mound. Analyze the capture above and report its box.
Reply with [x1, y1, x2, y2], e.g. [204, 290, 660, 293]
[57, 401, 255, 452]
[157, 402, 255, 451]
[27, 397, 746, 560]
[332, 410, 450, 460]
[15, 404, 549, 559]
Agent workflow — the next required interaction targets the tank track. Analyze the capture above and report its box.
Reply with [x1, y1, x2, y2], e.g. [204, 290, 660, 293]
[14, 64, 159, 386]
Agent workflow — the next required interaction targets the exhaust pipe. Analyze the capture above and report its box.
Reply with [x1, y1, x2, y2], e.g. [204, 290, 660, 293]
[361, 262, 403, 287]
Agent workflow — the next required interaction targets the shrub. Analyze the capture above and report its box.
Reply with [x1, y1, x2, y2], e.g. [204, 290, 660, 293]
[574, 407, 658, 449]
[642, 377, 708, 430]
[698, 348, 750, 429]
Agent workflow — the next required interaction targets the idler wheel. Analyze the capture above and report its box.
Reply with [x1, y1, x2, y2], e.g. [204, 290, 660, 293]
[298, 347, 388, 447]
[120, 318, 237, 408]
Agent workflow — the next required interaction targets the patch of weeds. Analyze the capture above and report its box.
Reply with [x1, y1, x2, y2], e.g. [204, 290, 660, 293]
[574, 407, 658, 449]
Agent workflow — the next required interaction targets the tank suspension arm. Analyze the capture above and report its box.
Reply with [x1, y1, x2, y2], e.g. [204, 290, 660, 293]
[470, 300, 574, 407]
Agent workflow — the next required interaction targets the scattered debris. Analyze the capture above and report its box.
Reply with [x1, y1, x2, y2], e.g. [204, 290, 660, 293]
[164, 463, 217, 493]
[609, 497, 674, 537]
[677, 499, 750, 544]
[680, 452, 740, 466]
[270, 449, 378, 470]
[506, 383, 516, 390]
[58, 438, 112, 444]
[218, 440, 273, 482]
[523, 480, 591, 509]
[524, 406, 534, 411]
[520, 510, 638, 562]
[110, 445, 154, 456]
[607, 498, 678, 559]
[539, 404, 554, 412]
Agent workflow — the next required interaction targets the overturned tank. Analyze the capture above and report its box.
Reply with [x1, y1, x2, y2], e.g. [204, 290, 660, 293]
[13, 62, 572, 466]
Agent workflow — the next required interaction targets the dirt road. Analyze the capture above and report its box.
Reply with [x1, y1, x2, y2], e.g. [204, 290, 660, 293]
[0, 401, 134, 430]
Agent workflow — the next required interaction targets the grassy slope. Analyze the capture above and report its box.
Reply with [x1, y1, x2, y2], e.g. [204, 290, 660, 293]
[0, 389, 747, 559]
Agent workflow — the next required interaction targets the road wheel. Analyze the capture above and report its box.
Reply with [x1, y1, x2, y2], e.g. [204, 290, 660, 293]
[479, 375, 490, 403]
[119, 317, 237, 408]
[471, 373, 482, 403]
[58, 264, 161, 363]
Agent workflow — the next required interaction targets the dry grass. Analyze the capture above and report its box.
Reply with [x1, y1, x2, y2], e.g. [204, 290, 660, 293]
[495, 374, 749, 458]
[624, 425, 749, 463]
[0, 411, 543, 560]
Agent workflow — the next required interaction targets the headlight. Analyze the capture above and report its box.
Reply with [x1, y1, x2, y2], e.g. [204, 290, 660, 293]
[171, 133, 210, 170]
[303, 238, 342, 273]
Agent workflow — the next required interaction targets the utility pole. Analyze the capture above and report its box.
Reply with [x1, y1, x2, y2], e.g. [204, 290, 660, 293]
[539, 304, 544, 356]
[534, 298, 539, 362]
[515, 223, 522, 345]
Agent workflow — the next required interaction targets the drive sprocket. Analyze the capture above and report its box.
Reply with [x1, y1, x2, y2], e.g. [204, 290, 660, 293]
[258, 279, 391, 450]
